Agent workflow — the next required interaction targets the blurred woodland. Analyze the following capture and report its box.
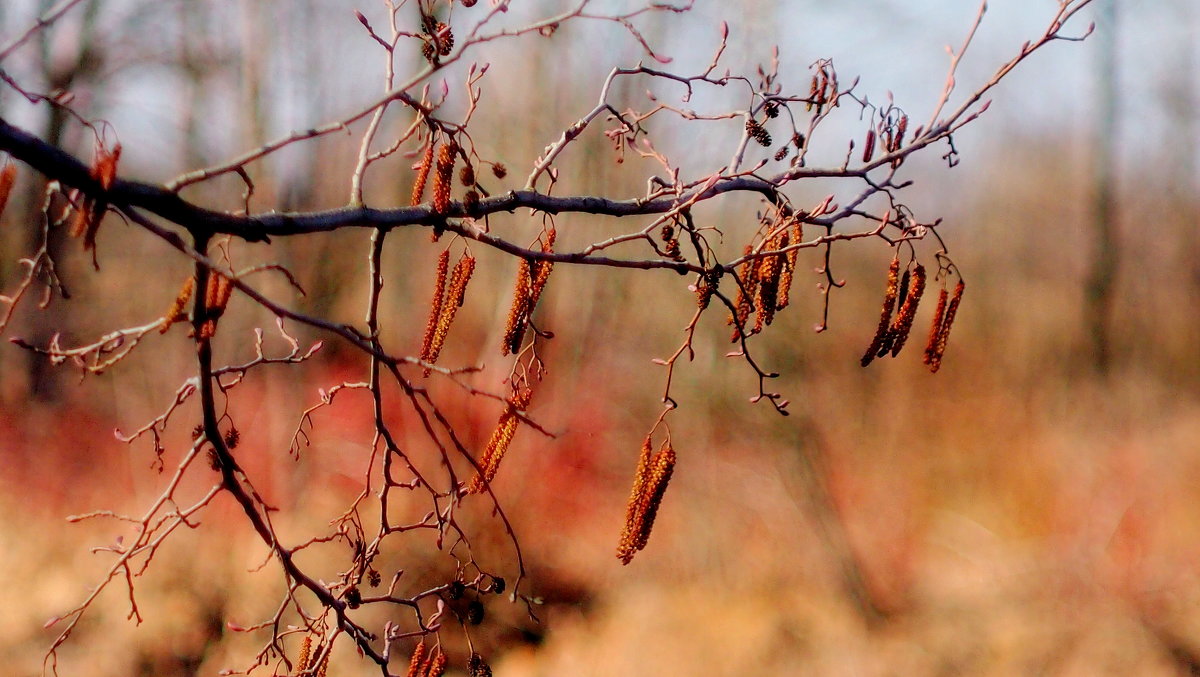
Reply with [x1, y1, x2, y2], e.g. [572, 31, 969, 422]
[1, 0, 1199, 675]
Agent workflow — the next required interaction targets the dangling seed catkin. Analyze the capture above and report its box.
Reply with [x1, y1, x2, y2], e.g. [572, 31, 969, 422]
[160, 276, 195, 333]
[425, 254, 476, 373]
[928, 281, 964, 373]
[862, 129, 876, 162]
[753, 232, 787, 332]
[634, 444, 676, 552]
[776, 215, 803, 311]
[425, 652, 447, 677]
[297, 636, 312, 673]
[924, 287, 949, 367]
[616, 436, 655, 565]
[420, 250, 451, 365]
[617, 438, 676, 564]
[405, 641, 428, 677]
[432, 142, 457, 215]
[861, 255, 901, 367]
[468, 387, 532, 493]
[501, 260, 531, 356]
[876, 266, 912, 357]
[887, 264, 926, 357]
[729, 245, 760, 342]
[411, 140, 435, 205]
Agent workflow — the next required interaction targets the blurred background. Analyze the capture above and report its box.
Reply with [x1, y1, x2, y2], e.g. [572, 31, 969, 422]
[1, 0, 1199, 675]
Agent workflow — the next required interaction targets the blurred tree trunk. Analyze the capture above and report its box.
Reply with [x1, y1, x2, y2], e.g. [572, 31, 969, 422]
[1084, 0, 1119, 375]
[14, 0, 104, 402]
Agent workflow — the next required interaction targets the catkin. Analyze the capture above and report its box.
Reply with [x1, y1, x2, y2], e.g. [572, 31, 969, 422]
[315, 651, 329, 677]
[425, 254, 476, 373]
[887, 264, 925, 357]
[405, 641, 428, 677]
[411, 140, 436, 205]
[501, 260, 532, 355]
[927, 281, 964, 373]
[634, 445, 676, 552]
[861, 255, 901, 367]
[616, 436, 655, 565]
[159, 276, 195, 334]
[467, 388, 533, 493]
[862, 129, 876, 162]
[617, 438, 676, 565]
[753, 232, 787, 332]
[297, 636, 312, 673]
[776, 215, 803, 310]
[923, 287, 949, 367]
[207, 273, 233, 316]
[425, 652, 447, 677]
[876, 266, 911, 357]
[420, 250, 452, 365]
[529, 229, 555, 306]
[729, 245, 760, 342]
[0, 161, 16, 219]
[432, 142, 457, 215]
[501, 230, 555, 355]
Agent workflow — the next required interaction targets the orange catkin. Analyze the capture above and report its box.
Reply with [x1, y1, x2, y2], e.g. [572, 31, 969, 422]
[923, 286, 949, 367]
[297, 636, 312, 673]
[887, 264, 926, 357]
[529, 228, 555, 307]
[861, 255, 901, 366]
[432, 142, 457, 215]
[159, 276, 196, 334]
[617, 438, 677, 565]
[425, 652, 447, 677]
[501, 230, 555, 355]
[776, 215, 804, 310]
[0, 161, 16, 219]
[405, 641, 428, 677]
[927, 280, 964, 373]
[467, 387, 532, 493]
[425, 254, 476, 373]
[501, 260, 532, 356]
[729, 245, 760, 342]
[616, 436, 655, 565]
[634, 444, 676, 552]
[753, 231, 787, 332]
[411, 140, 435, 206]
[420, 250, 451, 364]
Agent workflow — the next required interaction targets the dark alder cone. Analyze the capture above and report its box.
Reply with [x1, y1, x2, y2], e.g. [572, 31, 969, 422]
[466, 599, 485, 625]
[745, 118, 772, 147]
[467, 653, 492, 677]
